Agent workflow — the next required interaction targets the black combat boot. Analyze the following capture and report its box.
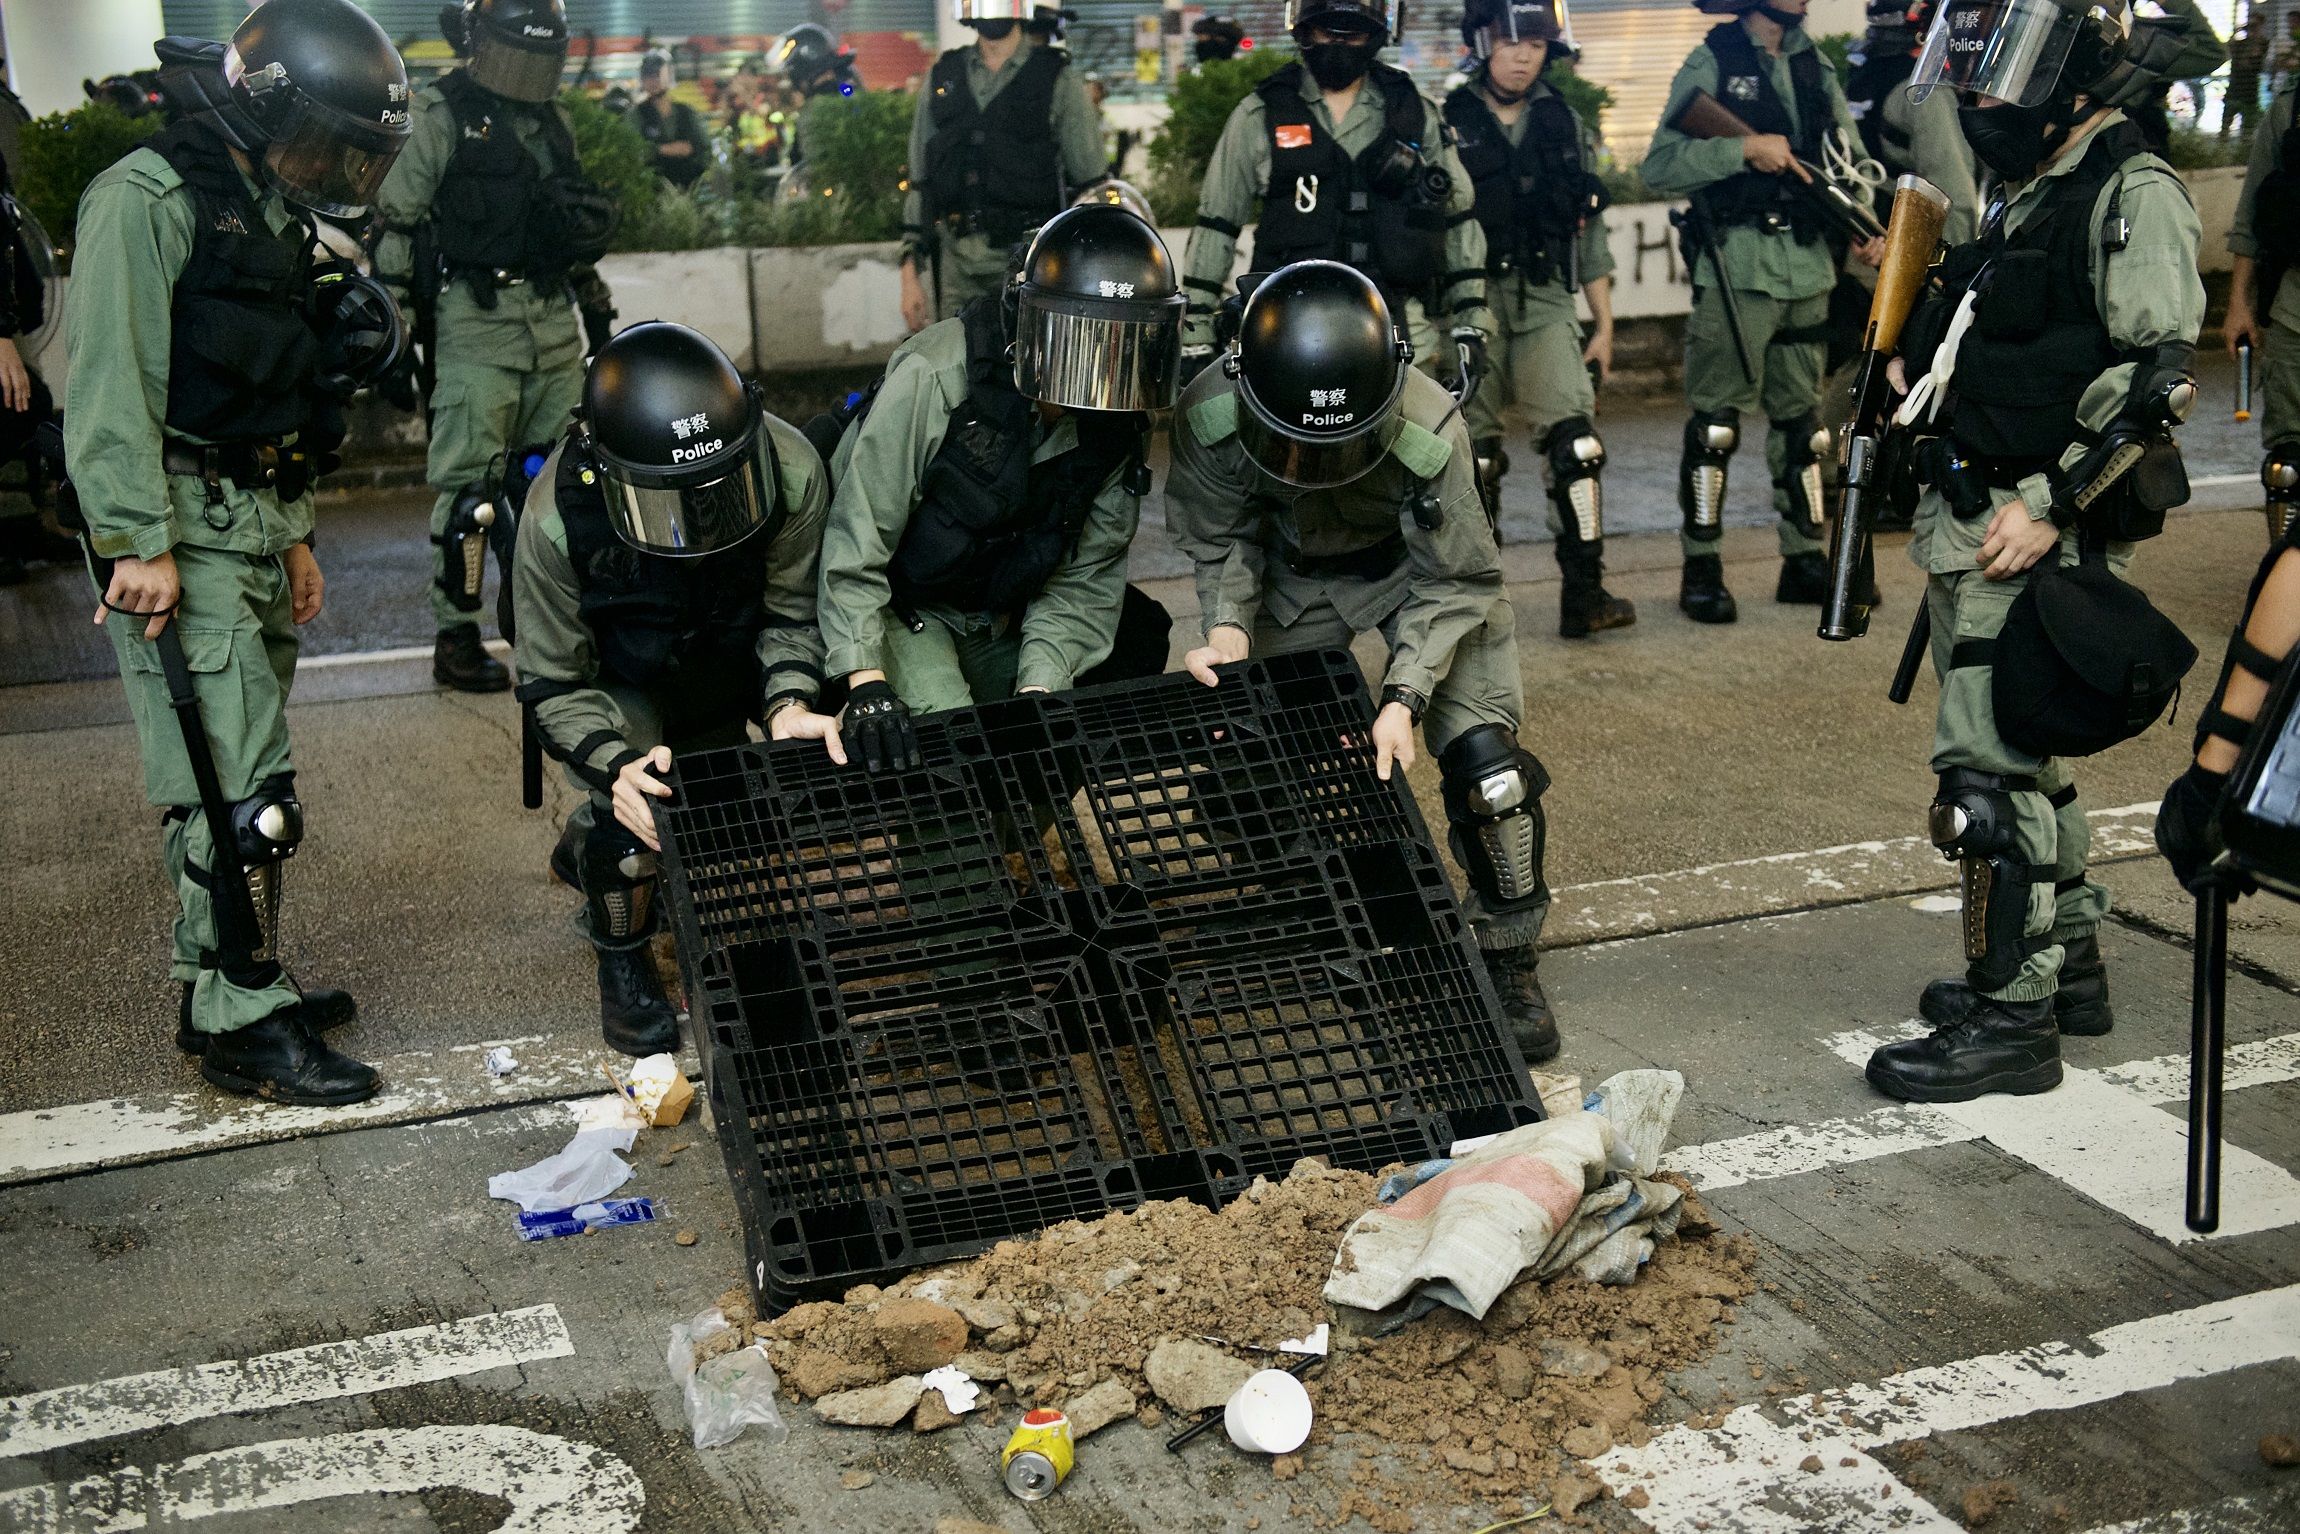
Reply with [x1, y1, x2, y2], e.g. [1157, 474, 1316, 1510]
[1775, 550, 1830, 604]
[199, 1007, 380, 1105]
[177, 981, 356, 1055]
[433, 623, 510, 692]
[599, 944, 680, 1056]
[1556, 542, 1636, 639]
[1864, 995, 2060, 1103]
[1483, 944, 1560, 1064]
[1919, 931, 2113, 1038]
[1679, 554, 1738, 624]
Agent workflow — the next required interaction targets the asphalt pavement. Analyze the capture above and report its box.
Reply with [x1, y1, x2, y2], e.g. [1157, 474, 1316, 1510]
[0, 363, 2294, 1533]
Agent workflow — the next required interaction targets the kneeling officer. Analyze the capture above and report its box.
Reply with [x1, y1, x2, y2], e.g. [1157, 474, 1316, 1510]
[515, 323, 839, 1054]
[1166, 261, 1563, 1061]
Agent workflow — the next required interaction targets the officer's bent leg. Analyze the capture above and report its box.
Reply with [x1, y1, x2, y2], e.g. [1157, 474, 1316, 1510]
[1679, 285, 1772, 561]
[1411, 597, 1544, 954]
[425, 356, 529, 631]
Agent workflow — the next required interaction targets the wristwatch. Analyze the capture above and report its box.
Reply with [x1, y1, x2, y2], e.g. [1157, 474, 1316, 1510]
[1379, 683, 1427, 723]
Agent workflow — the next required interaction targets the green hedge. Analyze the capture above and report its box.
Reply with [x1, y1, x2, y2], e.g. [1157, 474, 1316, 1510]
[18, 103, 163, 254]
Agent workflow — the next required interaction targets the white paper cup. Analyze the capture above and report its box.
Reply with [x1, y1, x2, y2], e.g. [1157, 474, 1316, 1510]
[1224, 1368, 1313, 1455]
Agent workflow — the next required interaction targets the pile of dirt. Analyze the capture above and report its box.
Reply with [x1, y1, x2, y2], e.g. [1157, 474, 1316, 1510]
[718, 1157, 1756, 1525]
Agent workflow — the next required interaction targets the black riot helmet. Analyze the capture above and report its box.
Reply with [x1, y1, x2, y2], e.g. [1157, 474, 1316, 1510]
[443, 0, 570, 104]
[1011, 203, 1184, 414]
[1462, 0, 1581, 61]
[1226, 260, 1411, 489]
[578, 323, 783, 557]
[770, 23, 858, 97]
[1193, 16, 1249, 61]
[1286, 0, 1400, 41]
[1910, 0, 2134, 107]
[156, 0, 412, 218]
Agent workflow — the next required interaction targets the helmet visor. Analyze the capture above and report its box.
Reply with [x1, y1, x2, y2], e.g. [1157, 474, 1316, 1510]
[1014, 291, 1183, 412]
[601, 450, 775, 557]
[1910, 0, 2079, 106]
[258, 93, 409, 217]
[1473, 0, 1577, 58]
[956, 0, 1036, 20]
[469, 31, 568, 103]
[1234, 404, 1399, 489]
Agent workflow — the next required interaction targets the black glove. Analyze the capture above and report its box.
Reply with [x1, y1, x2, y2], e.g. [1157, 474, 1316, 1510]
[845, 679, 922, 774]
[1451, 326, 1489, 405]
[582, 305, 618, 358]
[2155, 762, 2231, 892]
[376, 347, 422, 414]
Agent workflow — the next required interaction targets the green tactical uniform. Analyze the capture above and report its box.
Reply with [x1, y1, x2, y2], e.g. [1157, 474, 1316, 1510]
[1643, 17, 1862, 562]
[373, 76, 611, 633]
[902, 37, 1106, 321]
[817, 314, 1140, 707]
[67, 146, 319, 1040]
[513, 419, 829, 942]
[1455, 82, 1613, 486]
[2231, 79, 2300, 534]
[1180, 64, 1494, 357]
[1165, 364, 1540, 952]
[1907, 111, 2203, 1005]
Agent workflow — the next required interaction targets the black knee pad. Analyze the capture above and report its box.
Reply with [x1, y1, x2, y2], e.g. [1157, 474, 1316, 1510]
[1544, 416, 1606, 544]
[2266, 440, 2299, 543]
[1772, 412, 1831, 539]
[1440, 724, 1551, 912]
[581, 820, 660, 944]
[432, 482, 499, 611]
[1931, 768, 2045, 993]
[1680, 410, 1739, 541]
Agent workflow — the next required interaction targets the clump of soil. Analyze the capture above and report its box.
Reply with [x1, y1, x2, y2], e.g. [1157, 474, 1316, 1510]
[719, 1158, 1757, 1524]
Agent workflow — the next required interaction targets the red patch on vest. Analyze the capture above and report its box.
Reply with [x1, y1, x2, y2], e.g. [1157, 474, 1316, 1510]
[1273, 123, 1312, 150]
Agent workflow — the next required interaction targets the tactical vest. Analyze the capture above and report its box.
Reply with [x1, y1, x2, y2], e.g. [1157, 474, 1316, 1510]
[1443, 84, 1598, 286]
[555, 448, 772, 726]
[1842, 34, 1916, 171]
[149, 121, 321, 444]
[2253, 95, 2300, 293]
[1920, 121, 2151, 464]
[1697, 23, 1832, 242]
[1248, 60, 1447, 296]
[888, 299, 1141, 618]
[921, 46, 1066, 244]
[433, 71, 609, 284]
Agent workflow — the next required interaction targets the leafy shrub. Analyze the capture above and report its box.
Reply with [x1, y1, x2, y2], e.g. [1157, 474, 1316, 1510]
[2162, 124, 2252, 170]
[1146, 50, 1291, 226]
[772, 88, 914, 245]
[18, 103, 163, 255]
[562, 91, 664, 252]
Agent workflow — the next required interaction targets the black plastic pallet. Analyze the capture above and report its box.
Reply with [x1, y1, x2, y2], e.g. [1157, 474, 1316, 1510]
[656, 650, 1543, 1311]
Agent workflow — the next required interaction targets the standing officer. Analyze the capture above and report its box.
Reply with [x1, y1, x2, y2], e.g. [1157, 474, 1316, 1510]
[820, 204, 1178, 755]
[1864, 0, 2203, 1102]
[2225, 63, 2298, 542]
[374, 0, 615, 695]
[67, 0, 410, 1103]
[898, 1, 1108, 333]
[1179, 0, 1492, 387]
[627, 48, 711, 192]
[1445, 0, 1630, 637]
[1168, 261, 1563, 1062]
[514, 324, 840, 1054]
[1644, 0, 1880, 624]
[769, 25, 862, 177]
[1843, 2, 1980, 245]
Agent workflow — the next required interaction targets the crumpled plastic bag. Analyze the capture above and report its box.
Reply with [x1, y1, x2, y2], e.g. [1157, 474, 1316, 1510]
[1323, 1069, 1688, 1322]
[487, 1127, 636, 1213]
[667, 1308, 788, 1451]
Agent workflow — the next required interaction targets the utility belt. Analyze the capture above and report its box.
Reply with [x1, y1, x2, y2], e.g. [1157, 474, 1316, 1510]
[1287, 531, 1406, 582]
[446, 262, 563, 309]
[935, 209, 1037, 246]
[1919, 432, 2179, 545]
[1713, 206, 1821, 242]
[163, 436, 314, 508]
[1918, 437, 2058, 517]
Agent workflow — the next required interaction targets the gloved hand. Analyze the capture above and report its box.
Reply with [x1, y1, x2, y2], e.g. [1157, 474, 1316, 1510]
[1451, 326, 1489, 405]
[2155, 762, 2231, 892]
[376, 347, 423, 414]
[582, 305, 618, 358]
[845, 679, 922, 774]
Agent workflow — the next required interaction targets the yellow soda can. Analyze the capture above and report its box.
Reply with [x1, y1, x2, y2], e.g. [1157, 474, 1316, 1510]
[1001, 1407, 1075, 1500]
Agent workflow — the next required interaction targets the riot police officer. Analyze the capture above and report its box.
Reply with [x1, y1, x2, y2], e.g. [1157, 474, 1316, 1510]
[2225, 67, 2299, 542]
[899, 0, 1108, 332]
[1180, 0, 1492, 385]
[1167, 261, 1563, 1062]
[820, 204, 1178, 767]
[628, 48, 712, 192]
[1864, 0, 2204, 1102]
[515, 324, 838, 1054]
[1843, 2, 1980, 245]
[771, 23, 860, 103]
[1644, 0, 1880, 624]
[374, 0, 615, 694]
[1446, 0, 1630, 637]
[67, 0, 410, 1103]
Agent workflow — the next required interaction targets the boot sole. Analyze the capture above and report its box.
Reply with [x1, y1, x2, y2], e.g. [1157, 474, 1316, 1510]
[1680, 605, 1738, 625]
[433, 670, 512, 694]
[198, 1059, 380, 1107]
[1864, 1057, 2062, 1103]
[604, 1031, 681, 1059]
